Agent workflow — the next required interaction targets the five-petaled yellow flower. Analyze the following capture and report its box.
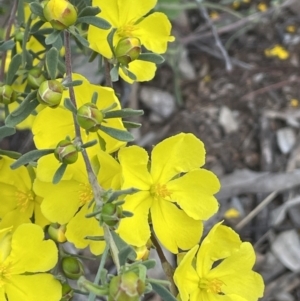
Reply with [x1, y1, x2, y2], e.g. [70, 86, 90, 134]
[0, 224, 61, 301]
[88, 0, 174, 83]
[174, 222, 264, 301]
[117, 133, 220, 254]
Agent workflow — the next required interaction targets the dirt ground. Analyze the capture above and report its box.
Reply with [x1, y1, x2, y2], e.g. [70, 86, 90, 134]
[2, 0, 300, 300]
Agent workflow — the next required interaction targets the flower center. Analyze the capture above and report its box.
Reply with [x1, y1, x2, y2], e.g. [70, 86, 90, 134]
[117, 22, 138, 38]
[0, 262, 12, 288]
[78, 183, 93, 206]
[15, 190, 34, 212]
[199, 278, 224, 294]
[150, 183, 172, 200]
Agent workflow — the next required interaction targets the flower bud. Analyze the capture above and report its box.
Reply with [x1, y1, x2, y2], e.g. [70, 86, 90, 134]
[27, 67, 46, 89]
[115, 37, 141, 66]
[54, 140, 78, 164]
[76, 103, 104, 132]
[60, 282, 74, 301]
[37, 80, 63, 108]
[62, 257, 84, 280]
[14, 30, 24, 43]
[101, 203, 122, 228]
[0, 85, 17, 104]
[48, 223, 67, 243]
[43, 0, 77, 30]
[109, 272, 145, 301]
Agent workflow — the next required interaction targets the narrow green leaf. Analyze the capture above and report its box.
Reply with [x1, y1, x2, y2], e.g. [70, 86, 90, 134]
[5, 98, 39, 127]
[0, 126, 16, 141]
[122, 121, 141, 129]
[76, 16, 111, 29]
[97, 133, 106, 151]
[63, 80, 83, 87]
[0, 40, 15, 52]
[104, 109, 144, 119]
[52, 163, 68, 184]
[84, 236, 105, 241]
[140, 259, 156, 270]
[22, 14, 32, 66]
[91, 92, 98, 104]
[78, 6, 100, 17]
[121, 65, 136, 81]
[17, 0, 25, 25]
[29, 2, 44, 18]
[11, 91, 37, 116]
[72, 31, 89, 47]
[64, 98, 77, 114]
[0, 149, 21, 159]
[150, 282, 177, 301]
[30, 20, 45, 33]
[88, 50, 98, 63]
[6, 54, 22, 85]
[106, 188, 139, 203]
[100, 125, 134, 142]
[81, 140, 98, 149]
[11, 149, 54, 169]
[45, 30, 61, 45]
[138, 53, 165, 64]
[46, 47, 59, 79]
[107, 28, 117, 56]
[110, 65, 119, 82]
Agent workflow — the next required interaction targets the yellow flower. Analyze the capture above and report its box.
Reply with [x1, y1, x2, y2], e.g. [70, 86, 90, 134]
[257, 2, 267, 11]
[33, 150, 121, 255]
[0, 156, 49, 229]
[32, 73, 126, 154]
[117, 133, 220, 253]
[264, 44, 289, 60]
[0, 224, 61, 301]
[174, 222, 264, 301]
[87, 0, 174, 83]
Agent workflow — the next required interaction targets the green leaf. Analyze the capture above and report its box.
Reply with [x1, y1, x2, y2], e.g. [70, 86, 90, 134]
[104, 109, 144, 119]
[45, 30, 61, 45]
[138, 53, 165, 64]
[46, 47, 59, 80]
[6, 54, 22, 85]
[91, 92, 98, 104]
[106, 188, 139, 203]
[72, 31, 89, 47]
[88, 50, 98, 63]
[122, 121, 141, 129]
[11, 91, 37, 116]
[17, 0, 25, 25]
[100, 125, 134, 142]
[63, 80, 83, 87]
[0, 149, 21, 159]
[78, 6, 100, 17]
[22, 13, 32, 67]
[10, 149, 54, 169]
[0, 40, 15, 52]
[76, 16, 111, 29]
[29, 2, 44, 19]
[30, 20, 45, 33]
[81, 140, 98, 149]
[110, 65, 119, 82]
[0, 126, 16, 141]
[64, 98, 77, 114]
[150, 282, 177, 301]
[107, 28, 117, 56]
[97, 133, 106, 151]
[140, 259, 156, 270]
[52, 163, 68, 184]
[5, 98, 39, 127]
[120, 65, 136, 81]
[110, 230, 136, 264]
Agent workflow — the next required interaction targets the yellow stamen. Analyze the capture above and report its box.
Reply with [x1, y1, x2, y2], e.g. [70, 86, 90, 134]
[150, 183, 172, 200]
[117, 22, 138, 38]
[15, 190, 34, 212]
[0, 262, 12, 288]
[199, 278, 225, 294]
[78, 183, 93, 206]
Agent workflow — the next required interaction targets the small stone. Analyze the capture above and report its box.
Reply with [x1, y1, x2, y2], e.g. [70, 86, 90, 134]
[276, 127, 296, 154]
[218, 106, 238, 134]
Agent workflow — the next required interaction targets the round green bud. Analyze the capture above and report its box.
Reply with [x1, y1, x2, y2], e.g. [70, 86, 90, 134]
[37, 80, 63, 108]
[76, 103, 104, 132]
[14, 30, 24, 42]
[0, 85, 17, 104]
[27, 67, 46, 89]
[61, 283, 74, 301]
[48, 223, 67, 243]
[54, 140, 78, 164]
[101, 203, 123, 228]
[62, 257, 84, 280]
[115, 37, 141, 66]
[109, 272, 145, 301]
[43, 0, 78, 30]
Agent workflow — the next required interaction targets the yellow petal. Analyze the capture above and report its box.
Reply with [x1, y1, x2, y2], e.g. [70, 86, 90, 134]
[151, 133, 206, 183]
[0, 210, 31, 231]
[174, 245, 199, 301]
[166, 169, 220, 220]
[151, 200, 203, 253]
[117, 191, 152, 247]
[119, 60, 157, 83]
[135, 12, 174, 53]
[7, 224, 58, 274]
[5, 274, 61, 301]
[66, 204, 106, 255]
[118, 146, 153, 190]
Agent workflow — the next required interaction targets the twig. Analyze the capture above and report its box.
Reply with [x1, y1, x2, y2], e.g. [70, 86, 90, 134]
[196, 1, 233, 72]
[64, 30, 104, 205]
[104, 59, 113, 88]
[0, 0, 18, 82]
